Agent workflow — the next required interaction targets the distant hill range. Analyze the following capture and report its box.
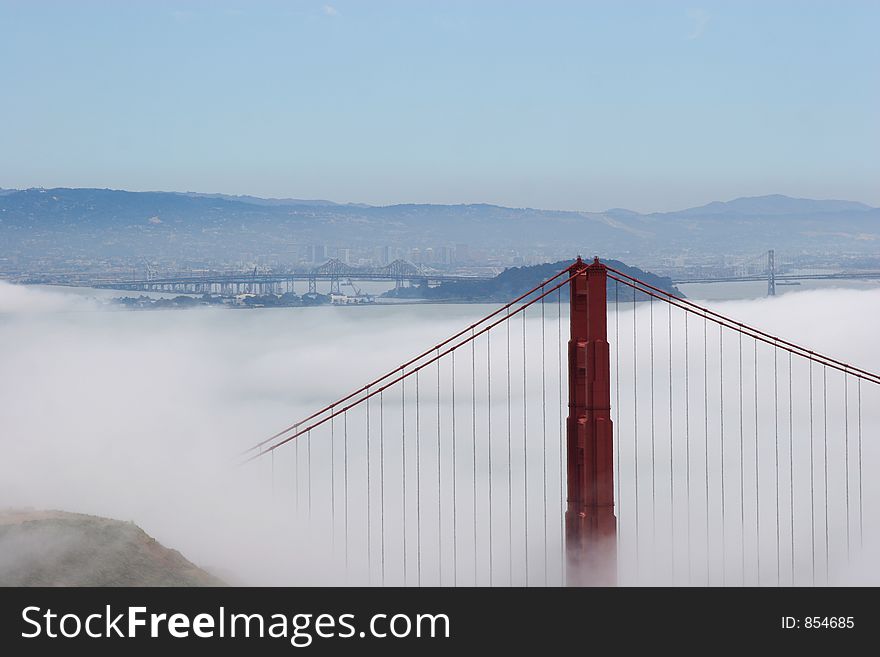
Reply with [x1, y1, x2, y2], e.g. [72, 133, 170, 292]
[0, 188, 877, 268]
[0, 510, 223, 586]
[665, 194, 871, 217]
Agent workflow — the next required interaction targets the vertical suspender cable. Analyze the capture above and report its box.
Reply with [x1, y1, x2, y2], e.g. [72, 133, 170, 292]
[416, 369, 422, 586]
[650, 295, 656, 578]
[487, 330, 494, 585]
[823, 365, 829, 583]
[559, 286, 565, 585]
[668, 298, 674, 582]
[739, 331, 745, 584]
[523, 306, 529, 586]
[719, 323, 725, 585]
[703, 310, 709, 585]
[615, 280, 621, 565]
[380, 391, 385, 586]
[809, 360, 815, 585]
[452, 350, 458, 585]
[754, 339, 760, 585]
[307, 429, 312, 523]
[844, 371, 850, 562]
[788, 352, 794, 585]
[437, 351, 442, 586]
[366, 388, 371, 585]
[331, 407, 336, 558]
[633, 287, 640, 580]
[857, 379, 863, 549]
[507, 307, 513, 585]
[344, 410, 349, 580]
[774, 344, 780, 585]
[541, 286, 548, 585]
[401, 371, 407, 586]
[684, 310, 691, 584]
[471, 329, 477, 585]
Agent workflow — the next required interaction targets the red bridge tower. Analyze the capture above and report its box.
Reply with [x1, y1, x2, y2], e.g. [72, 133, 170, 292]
[566, 257, 617, 586]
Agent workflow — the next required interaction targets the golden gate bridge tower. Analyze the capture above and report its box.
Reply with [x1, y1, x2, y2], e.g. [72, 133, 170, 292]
[565, 258, 616, 585]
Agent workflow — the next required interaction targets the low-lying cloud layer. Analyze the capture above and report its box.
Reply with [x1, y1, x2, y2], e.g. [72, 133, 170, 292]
[0, 280, 877, 585]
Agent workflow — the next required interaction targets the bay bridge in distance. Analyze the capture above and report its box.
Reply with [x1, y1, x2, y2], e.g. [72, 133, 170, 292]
[87, 258, 492, 296]
[63, 248, 880, 298]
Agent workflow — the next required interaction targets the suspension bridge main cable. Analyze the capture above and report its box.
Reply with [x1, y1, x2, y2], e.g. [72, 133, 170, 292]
[604, 267, 880, 586]
[245, 267, 576, 456]
[247, 269, 583, 459]
[604, 266, 880, 386]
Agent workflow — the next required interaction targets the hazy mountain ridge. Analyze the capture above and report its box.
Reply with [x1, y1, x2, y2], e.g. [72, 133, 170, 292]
[658, 194, 873, 217]
[3, 187, 873, 222]
[1, 188, 877, 267]
[179, 191, 368, 208]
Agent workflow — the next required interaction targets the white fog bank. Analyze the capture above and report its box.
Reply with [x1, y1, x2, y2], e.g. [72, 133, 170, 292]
[0, 281, 877, 585]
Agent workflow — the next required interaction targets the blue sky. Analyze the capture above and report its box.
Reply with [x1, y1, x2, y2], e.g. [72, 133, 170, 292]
[1, 1, 877, 211]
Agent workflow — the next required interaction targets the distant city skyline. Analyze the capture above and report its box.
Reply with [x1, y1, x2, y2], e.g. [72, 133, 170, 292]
[1, 1, 878, 212]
